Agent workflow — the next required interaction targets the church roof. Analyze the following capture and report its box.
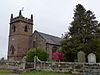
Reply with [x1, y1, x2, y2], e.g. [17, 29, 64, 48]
[34, 31, 62, 45]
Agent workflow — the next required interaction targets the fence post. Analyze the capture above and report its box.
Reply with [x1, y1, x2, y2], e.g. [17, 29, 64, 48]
[34, 56, 37, 69]
[22, 61, 26, 70]
[22, 56, 26, 70]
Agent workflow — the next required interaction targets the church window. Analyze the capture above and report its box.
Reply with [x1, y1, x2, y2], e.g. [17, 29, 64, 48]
[12, 25, 16, 32]
[33, 41, 36, 48]
[24, 25, 28, 32]
[52, 46, 57, 52]
[10, 45, 15, 54]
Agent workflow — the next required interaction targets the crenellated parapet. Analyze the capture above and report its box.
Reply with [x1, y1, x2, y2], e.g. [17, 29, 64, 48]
[10, 10, 33, 24]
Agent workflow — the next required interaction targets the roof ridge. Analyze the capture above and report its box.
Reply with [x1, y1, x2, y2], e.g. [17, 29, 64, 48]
[37, 31, 61, 39]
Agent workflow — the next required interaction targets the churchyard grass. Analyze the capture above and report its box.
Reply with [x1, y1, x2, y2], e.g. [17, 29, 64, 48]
[0, 69, 13, 74]
[20, 71, 73, 75]
[0, 69, 74, 75]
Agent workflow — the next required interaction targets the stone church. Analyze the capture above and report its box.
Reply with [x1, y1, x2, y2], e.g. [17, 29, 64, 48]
[8, 10, 61, 61]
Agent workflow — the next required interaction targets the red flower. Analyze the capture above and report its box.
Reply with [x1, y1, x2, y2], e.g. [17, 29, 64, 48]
[52, 52, 64, 61]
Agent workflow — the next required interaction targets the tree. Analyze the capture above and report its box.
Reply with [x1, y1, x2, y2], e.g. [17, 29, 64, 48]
[61, 4, 99, 62]
[26, 48, 48, 62]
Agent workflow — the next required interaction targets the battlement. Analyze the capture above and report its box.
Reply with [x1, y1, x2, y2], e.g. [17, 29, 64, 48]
[10, 10, 33, 24]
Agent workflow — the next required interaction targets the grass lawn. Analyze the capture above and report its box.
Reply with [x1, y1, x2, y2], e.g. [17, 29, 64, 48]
[0, 69, 13, 74]
[20, 71, 73, 75]
[0, 69, 74, 75]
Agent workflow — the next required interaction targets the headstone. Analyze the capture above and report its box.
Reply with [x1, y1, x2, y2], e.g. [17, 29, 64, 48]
[88, 53, 96, 63]
[77, 51, 85, 62]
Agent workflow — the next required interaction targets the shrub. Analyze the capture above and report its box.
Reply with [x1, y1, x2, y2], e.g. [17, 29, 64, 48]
[26, 48, 48, 62]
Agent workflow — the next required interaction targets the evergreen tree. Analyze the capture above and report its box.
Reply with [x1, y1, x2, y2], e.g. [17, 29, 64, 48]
[61, 4, 99, 62]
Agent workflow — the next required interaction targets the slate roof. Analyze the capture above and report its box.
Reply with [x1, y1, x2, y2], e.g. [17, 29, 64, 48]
[34, 31, 62, 45]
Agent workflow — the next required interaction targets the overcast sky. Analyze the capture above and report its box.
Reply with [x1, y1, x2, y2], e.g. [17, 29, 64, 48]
[0, 0, 100, 59]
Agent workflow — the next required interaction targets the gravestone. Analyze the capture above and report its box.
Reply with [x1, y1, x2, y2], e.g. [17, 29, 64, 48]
[77, 51, 85, 62]
[88, 53, 96, 63]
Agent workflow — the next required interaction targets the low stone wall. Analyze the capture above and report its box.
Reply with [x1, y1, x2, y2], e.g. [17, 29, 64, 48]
[83, 63, 100, 75]
[25, 62, 34, 69]
[0, 60, 100, 75]
[35, 61, 100, 75]
[35, 62, 83, 74]
[0, 61, 25, 70]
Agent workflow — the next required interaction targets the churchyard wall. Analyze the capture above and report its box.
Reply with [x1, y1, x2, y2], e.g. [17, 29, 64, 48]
[0, 60, 100, 75]
[35, 61, 100, 75]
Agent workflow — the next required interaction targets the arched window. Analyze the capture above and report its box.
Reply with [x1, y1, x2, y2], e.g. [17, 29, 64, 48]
[24, 25, 28, 32]
[33, 41, 36, 48]
[52, 46, 57, 52]
[10, 45, 15, 54]
[12, 25, 16, 32]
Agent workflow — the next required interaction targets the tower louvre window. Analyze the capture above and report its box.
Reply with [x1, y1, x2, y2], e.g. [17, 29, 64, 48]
[12, 25, 16, 32]
[24, 25, 28, 32]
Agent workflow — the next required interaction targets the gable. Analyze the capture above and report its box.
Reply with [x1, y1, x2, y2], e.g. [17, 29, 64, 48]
[32, 30, 61, 45]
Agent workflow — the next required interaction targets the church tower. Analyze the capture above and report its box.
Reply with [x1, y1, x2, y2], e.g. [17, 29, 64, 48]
[8, 10, 33, 61]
